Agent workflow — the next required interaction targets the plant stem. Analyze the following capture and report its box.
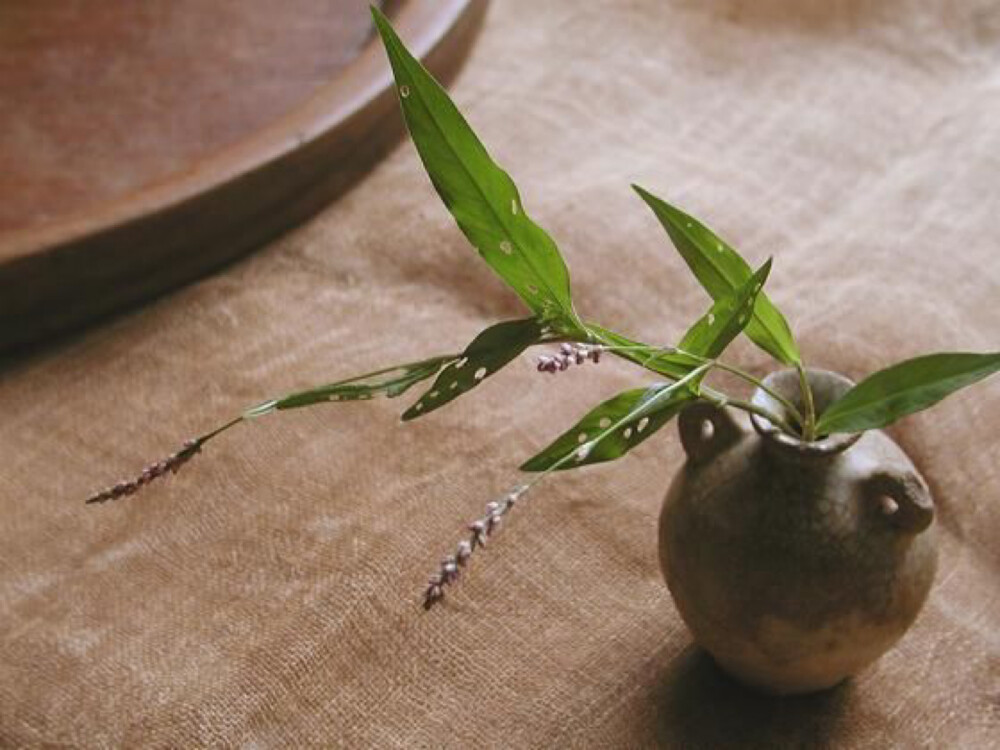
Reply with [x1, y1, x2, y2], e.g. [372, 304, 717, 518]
[796, 362, 818, 441]
[710, 362, 803, 426]
[674, 354, 804, 427]
[196, 416, 244, 444]
[583, 340, 806, 432]
[702, 389, 799, 437]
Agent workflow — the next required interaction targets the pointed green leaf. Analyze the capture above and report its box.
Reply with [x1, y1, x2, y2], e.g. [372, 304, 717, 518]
[677, 258, 772, 361]
[632, 185, 800, 366]
[584, 324, 692, 380]
[372, 8, 581, 332]
[520, 383, 694, 472]
[583, 260, 770, 381]
[403, 318, 543, 420]
[244, 356, 456, 416]
[816, 351, 1000, 434]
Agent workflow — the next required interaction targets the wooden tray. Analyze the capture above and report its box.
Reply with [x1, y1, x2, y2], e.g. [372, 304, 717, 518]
[0, 0, 487, 352]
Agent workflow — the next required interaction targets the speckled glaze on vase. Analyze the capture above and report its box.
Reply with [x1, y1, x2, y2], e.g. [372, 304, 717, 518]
[660, 369, 938, 695]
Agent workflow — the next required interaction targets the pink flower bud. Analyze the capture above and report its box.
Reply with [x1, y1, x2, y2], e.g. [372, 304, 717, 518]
[469, 520, 488, 548]
[423, 584, 443, 609]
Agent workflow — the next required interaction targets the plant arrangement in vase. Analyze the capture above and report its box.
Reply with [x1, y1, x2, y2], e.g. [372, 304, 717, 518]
[85, 8, 1000, 694]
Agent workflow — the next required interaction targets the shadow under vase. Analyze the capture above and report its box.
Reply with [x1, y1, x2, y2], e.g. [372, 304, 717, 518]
[652, 644, 858, 749]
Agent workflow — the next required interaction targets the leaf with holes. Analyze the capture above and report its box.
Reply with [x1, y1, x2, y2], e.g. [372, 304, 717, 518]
[816, 351, 1000, 435]
[632, 185, 800, 367]
[520, 382, 695, 472]
[675, 258, 771, 367]
[403, 318, 543, 420]
[372, 8, 582, 333]
[243, 356, 456, 417]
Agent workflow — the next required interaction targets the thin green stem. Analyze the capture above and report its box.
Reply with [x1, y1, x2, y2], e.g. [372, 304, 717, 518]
[796, 362, 818, 441]
[585, 341, 805, 432]
[703, 360, 804, 428]
[702, 390, 799, 437]
[195, 416, 244, 446]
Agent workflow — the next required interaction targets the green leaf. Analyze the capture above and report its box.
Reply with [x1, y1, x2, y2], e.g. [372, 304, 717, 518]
[632, 185, 800, 366]
[372, 8, 581, 333]
[403, 318, 543, 420]
[584, 324, 692, 380]
[816, 351, 1000, 434]
[520, 383, 694, 472]
[677, 258, 772, 362]
[583, 260, 770, 382]
[244, 356, 456, 416]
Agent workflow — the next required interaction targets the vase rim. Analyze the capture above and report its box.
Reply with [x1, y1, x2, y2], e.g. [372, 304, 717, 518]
[750, 368, 862, 457]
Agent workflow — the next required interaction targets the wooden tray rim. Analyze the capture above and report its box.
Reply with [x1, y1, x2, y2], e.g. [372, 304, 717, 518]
[0, 0, 475, 263]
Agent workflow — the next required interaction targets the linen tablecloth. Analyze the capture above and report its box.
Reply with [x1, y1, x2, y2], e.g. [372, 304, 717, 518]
[2, 0, 999, 746]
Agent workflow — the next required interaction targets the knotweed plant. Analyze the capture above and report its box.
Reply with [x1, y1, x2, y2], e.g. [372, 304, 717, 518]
[87, 9, 1000, 609]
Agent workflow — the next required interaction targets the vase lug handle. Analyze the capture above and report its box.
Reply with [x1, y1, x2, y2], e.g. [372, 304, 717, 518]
[865, 469, 935, 534]
[679, 401, 745, 464]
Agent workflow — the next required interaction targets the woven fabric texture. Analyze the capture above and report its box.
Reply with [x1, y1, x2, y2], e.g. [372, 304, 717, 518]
[2, 0, 999, 746]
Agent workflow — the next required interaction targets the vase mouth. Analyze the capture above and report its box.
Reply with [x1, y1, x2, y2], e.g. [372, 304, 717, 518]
[750, 368, 861, 457]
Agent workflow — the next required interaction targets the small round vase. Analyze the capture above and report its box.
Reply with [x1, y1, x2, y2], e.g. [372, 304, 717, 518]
[659, 369, 938, 695]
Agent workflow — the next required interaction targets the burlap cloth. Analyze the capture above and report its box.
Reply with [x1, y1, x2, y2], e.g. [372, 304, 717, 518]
[2, 0, 999, 746]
